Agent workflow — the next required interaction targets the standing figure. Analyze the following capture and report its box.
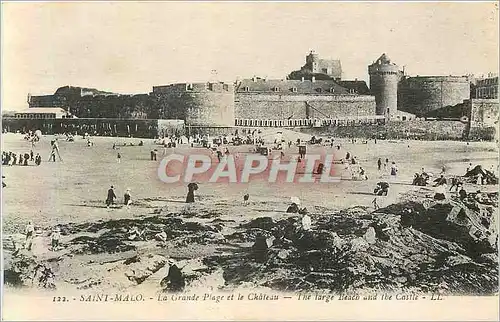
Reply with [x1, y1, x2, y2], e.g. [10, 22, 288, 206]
[377, 158, 382, 171]
[35, 153, 41, 166]
[117, 153, 122, 163]
[301, 213, 312, 231]
[186, 182, 198, 203]
[390, 162, 398, 180]
[124, 189, 132, 209]
[49, 139, 63, 161]
[24, 221, 35, 251]
[50, 227, 61, 251]
[106, 185, 117, 208]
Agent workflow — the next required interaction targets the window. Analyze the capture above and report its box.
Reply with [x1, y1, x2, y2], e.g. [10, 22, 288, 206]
[292, 87, 297, 93]
[273, 87, 280, 92]
[330, 87, 335, 93]
[244, 86, 250, 92]
[223, 84, 229, 91]
[186, 84, 193, 91]
[316, 88, 322, 93]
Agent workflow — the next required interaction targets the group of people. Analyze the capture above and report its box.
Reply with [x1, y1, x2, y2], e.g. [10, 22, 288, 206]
[19, 221, 61, 254]
[106, 185, 132, 209]
[2, 150, 42, 166]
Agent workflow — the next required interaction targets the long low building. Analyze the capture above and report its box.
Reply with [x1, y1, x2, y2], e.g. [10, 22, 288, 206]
[14, 107, 70, 119]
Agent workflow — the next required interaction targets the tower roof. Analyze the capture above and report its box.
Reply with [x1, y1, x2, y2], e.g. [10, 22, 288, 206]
[375, 53, 392, 65]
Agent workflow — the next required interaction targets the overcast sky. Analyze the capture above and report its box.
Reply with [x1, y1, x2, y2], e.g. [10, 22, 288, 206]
[2, 2, 498, 110]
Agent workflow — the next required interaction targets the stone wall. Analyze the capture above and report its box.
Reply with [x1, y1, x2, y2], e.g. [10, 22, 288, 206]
[153, 83, 235, 127]
[467, 99, 499, 141]
[468, 99, 499, 127]
[398, 76, 470, 116]
[234, 93, 375, 120]
[29, 95, 67, 108]
[304, 120, 468, 140]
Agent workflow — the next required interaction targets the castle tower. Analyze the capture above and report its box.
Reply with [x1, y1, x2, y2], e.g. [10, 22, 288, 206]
[305, 50, 320, 73]
[368, 53, 401, 119]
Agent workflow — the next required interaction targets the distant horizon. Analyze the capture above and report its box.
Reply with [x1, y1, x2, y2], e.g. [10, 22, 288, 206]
[2, 2, 498, 110]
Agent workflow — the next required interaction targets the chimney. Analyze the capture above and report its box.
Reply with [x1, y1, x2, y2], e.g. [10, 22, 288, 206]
[301, 77, 304, 82]
[312, 76, 316, 83]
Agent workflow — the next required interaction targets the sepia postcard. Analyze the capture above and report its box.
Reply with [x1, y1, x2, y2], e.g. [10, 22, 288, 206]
[1, 1, 499, 321]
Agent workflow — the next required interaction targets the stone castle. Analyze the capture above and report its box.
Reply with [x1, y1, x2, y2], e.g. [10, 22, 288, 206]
[8, 51, 497, 138]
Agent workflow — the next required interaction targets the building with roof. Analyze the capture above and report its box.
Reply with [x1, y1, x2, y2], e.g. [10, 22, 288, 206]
[472, 75, 498, 99]
[300, 51, 342, 80]
[14, 107, 70, 119]
[234, 77, 378, 127]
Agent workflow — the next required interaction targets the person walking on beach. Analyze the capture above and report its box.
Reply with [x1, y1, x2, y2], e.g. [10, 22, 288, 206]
[50, 227, 61, 251]
[24, 221, 35, 251]
[48, 139, 63, 162]
[124, 189, 132, 209]
[377, 158, 382, 171]
[186, 182, 198, 203]
[35, 153, 41, 166]
[390, 162, 398, 180]
[117, 152, 122, 163]
[106, 186, 117, 208]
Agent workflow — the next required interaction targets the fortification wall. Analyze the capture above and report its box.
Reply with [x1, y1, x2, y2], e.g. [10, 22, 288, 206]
[235, 93, 375, 120]
[303, 120, 468, 140]
[398, 76, 470, 116]
[468, 99, 499, 126]
[467, 99, 499, 141]
[29, 95, 67, 108]
[153, 83, 235, 127]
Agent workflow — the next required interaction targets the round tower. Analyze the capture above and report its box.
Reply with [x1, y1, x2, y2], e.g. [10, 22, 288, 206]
[368, 53, 401, 119]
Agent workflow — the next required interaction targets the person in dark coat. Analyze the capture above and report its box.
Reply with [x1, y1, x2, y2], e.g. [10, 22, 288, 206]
[161, 262, 185, 292]
[35, 154, 41, 166]
[286, 202, 300, 213]
[377, 158, 382, 171]
[186, 183, 198, 203]
[106, 186, 116, 208]
[459, 186, 467, 200]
